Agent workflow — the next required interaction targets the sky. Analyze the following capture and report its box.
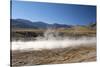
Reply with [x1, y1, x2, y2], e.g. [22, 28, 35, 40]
[11, 0, 96, 25]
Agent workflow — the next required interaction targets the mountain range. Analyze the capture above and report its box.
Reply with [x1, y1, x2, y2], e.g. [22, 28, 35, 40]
[11, 19, 72, 29]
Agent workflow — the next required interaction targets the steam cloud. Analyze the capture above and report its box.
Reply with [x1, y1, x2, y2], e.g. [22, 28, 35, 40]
[11, 29, 96, 51]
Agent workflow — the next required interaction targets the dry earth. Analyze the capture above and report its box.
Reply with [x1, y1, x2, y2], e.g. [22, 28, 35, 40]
[11, 44, 96, 67]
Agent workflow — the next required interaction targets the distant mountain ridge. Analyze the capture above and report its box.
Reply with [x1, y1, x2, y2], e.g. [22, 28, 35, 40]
[11, 19, 72, 29]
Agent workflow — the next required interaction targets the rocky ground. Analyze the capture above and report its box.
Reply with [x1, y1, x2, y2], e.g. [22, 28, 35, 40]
[11, 44, 96, 67]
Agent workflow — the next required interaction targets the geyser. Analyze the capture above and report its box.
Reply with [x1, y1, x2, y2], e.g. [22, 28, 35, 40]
[11, 29, 96, 50]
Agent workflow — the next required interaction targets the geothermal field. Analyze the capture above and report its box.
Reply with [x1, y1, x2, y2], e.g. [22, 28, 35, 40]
[11, 28, 96, 66]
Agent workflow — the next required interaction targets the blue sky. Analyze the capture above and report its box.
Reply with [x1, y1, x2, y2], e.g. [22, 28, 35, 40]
[11, 0, 96, 25]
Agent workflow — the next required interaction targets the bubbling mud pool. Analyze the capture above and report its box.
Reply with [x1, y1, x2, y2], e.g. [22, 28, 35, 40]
[11, 37, 96, 51]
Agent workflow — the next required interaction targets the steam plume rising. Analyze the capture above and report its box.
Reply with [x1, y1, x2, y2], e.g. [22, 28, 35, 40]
[12, 29, 96, 50]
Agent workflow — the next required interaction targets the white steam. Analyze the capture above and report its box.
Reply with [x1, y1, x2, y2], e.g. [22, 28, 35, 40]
[11, 29, 96, 51]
